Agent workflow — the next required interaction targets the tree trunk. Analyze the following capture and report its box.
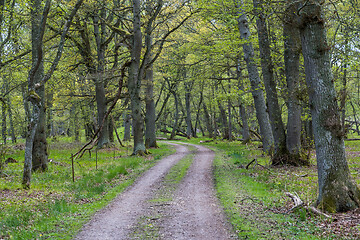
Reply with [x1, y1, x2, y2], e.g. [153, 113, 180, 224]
[253, 0, 287, 164]
[217, 100, 229, 139]
[202, 100, 213, 138]
[284, 2, 302, 157]
[6, 95, 16, 143]
[236, 63, 250, 143]
[144, 6, 158, 148]
[170, 91, 179, 140]
[184, 77, 193, 139]
[236, 5, 274, 152]
[298, 0, 360, 212]
[123, 107, 131, 141]
[93, 12, 110, 148]
[31, 0, 48, 172]
[128, 0, 146, 155]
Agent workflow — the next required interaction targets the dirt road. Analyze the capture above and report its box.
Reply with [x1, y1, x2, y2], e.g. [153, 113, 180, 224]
[75, 143, 235, 240]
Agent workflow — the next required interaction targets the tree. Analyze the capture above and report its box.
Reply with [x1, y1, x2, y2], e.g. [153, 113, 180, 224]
[128, 0, 146, 155]
[236, 1, 274, 152]
[22, 0, 83, 188]
[283, 1, 303, 159]
[298, 0, 360, 212]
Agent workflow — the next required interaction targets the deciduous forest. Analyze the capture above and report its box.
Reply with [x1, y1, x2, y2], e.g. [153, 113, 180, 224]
[1, 0, 360, 239]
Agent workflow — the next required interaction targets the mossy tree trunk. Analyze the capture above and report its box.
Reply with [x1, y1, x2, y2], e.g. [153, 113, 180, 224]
[299, 0, 360, 212]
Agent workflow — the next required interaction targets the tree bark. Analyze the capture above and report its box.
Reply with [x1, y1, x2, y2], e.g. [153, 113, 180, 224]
[128, 0, 146, 155]
[253, 0, 287, 163]
[144, 2, 158, 148]
[93, 11, 110, 148]
[123, 106, 131, 141]
[236, 63, 250, 143]
[284, 1, 302, 157]
[298, 0, 360, 212]
[184, 77, 194, 139]
[31, 0, 48, 172]
[236, 4, 274, 152]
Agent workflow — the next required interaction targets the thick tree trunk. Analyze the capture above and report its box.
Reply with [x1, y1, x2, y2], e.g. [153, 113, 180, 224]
[144, 15, 158, 148]
[299, 0, 360, 212]
[145, 70, 158, 148]
[128, 0, 146, 155]
[284, 3, 302, 157]
[32, 84, 48, 171]
[236, 7, 274, 152]
[31, 0, 47, 172]
[93, 12, 110, 148]
[94, 78, 109, 147]
[253, 0, 287, 163]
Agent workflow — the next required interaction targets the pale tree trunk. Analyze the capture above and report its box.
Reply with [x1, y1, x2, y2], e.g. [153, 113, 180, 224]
[253, 0, 287, 163]
[298, 0, 360, 212]
[284, 1, 302, 156]
[31, 0, 48, 172]
[236, 4, 274, 152]
[128, 0, 146, 155]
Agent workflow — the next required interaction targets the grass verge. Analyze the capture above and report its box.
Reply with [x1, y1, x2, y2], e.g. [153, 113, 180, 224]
[183, 138, 354, 239]
[0, 140, 174, 240]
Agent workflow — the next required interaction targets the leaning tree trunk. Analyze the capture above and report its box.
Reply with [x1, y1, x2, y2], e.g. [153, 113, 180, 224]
[298, 0, 360, 212]
[236, 5, 274, 152]
[31, 0, 48, 172]
[253, 0, 287, 164]
[128, 0, 146, 155]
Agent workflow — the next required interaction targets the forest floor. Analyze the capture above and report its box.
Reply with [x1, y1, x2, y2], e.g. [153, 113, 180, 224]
[75, 142, 236, 240]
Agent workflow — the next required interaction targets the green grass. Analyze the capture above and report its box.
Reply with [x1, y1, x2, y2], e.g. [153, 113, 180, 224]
[181, 138, 346, 239]
[0, 139, 174, 240]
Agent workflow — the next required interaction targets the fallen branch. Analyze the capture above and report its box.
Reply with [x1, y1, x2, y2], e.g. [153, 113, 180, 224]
[246, 159, 256, 169]
[285, 192, 331, 219]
